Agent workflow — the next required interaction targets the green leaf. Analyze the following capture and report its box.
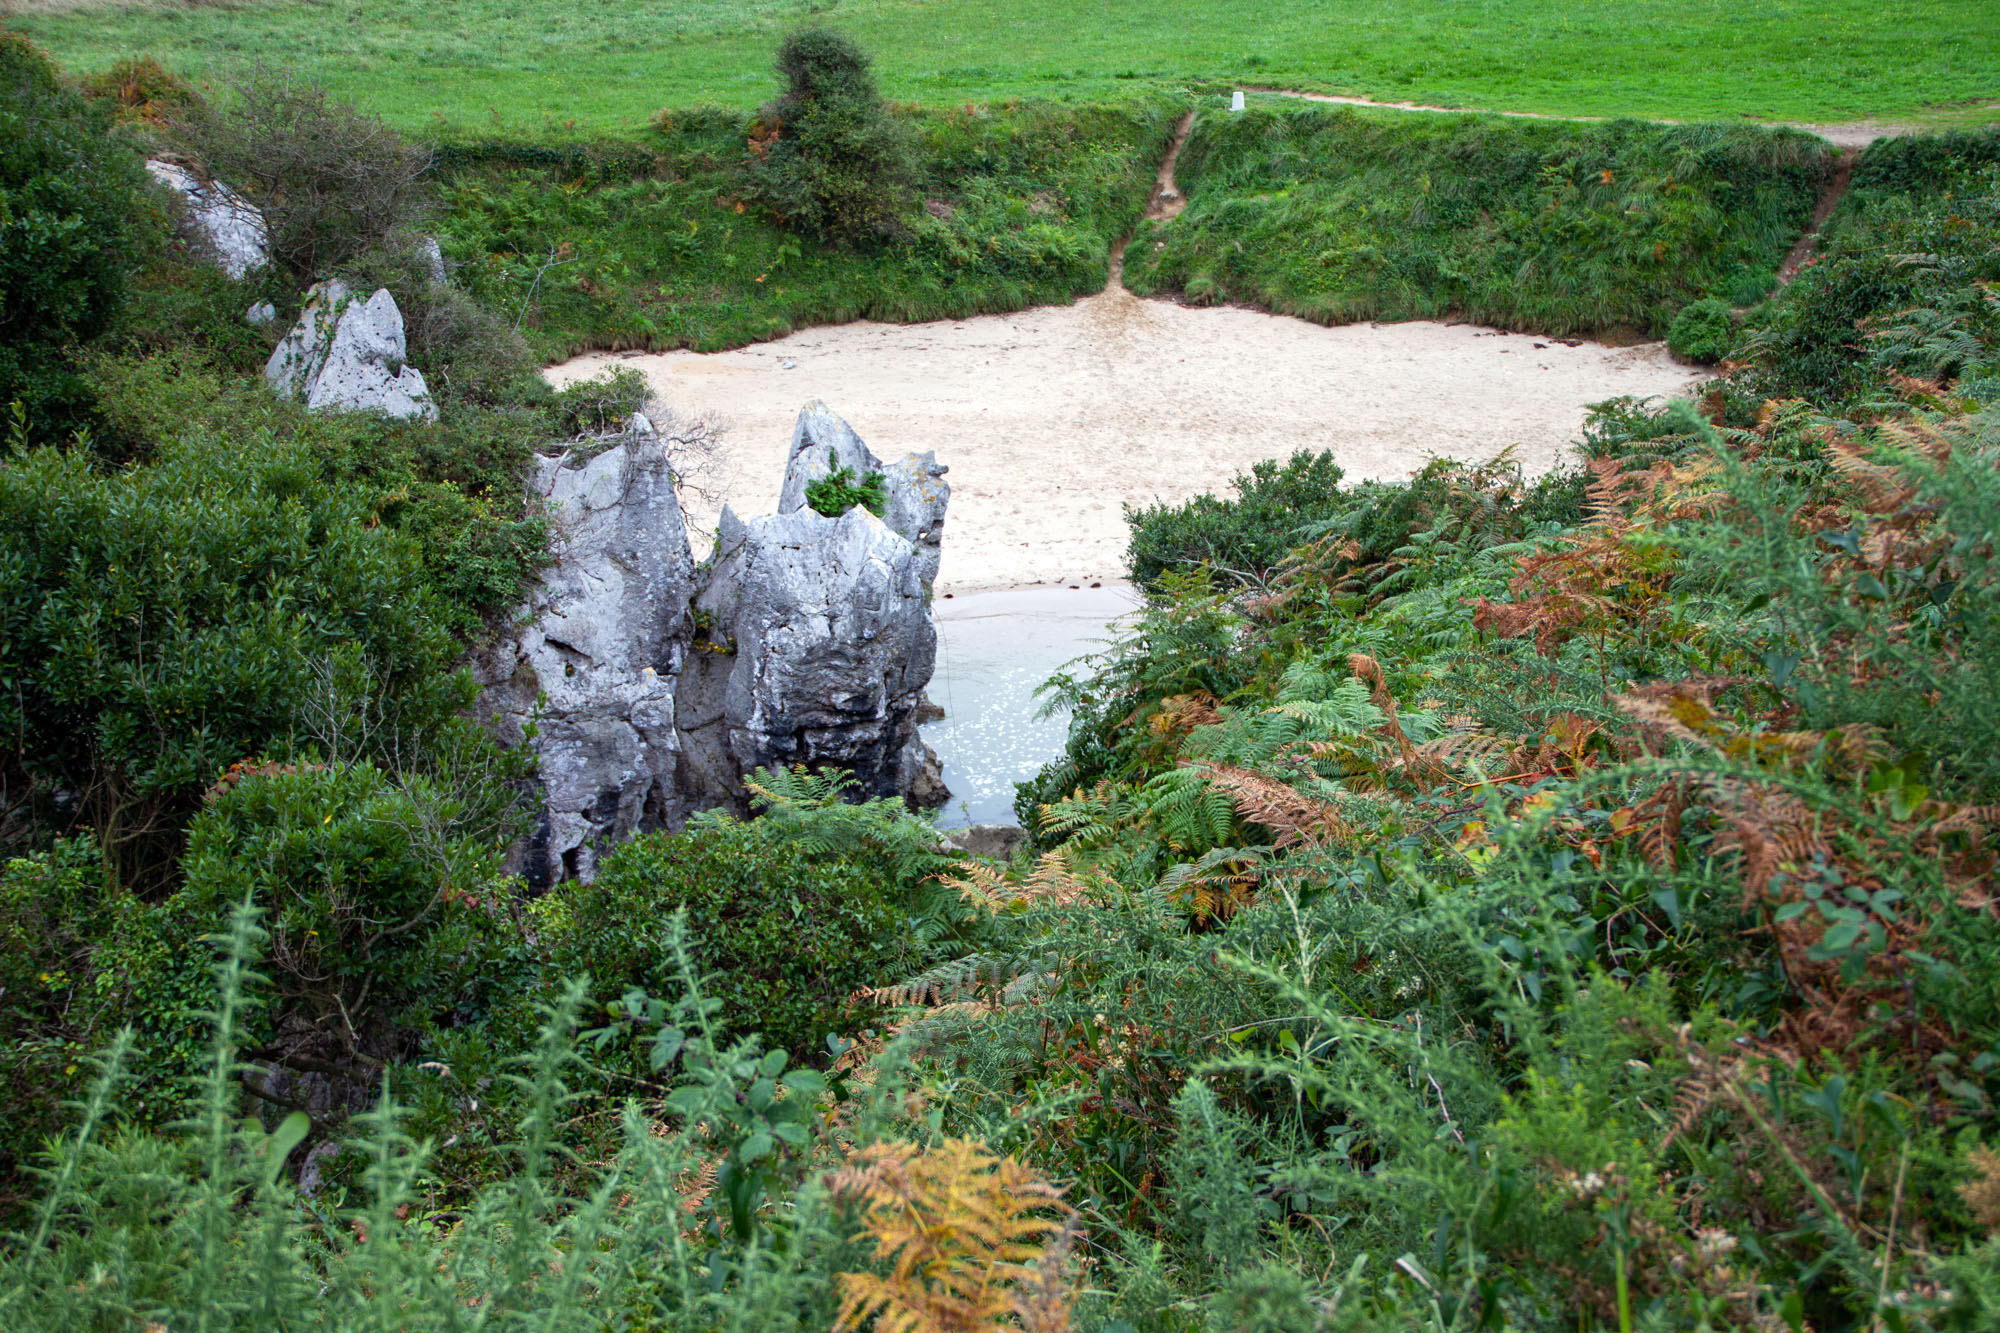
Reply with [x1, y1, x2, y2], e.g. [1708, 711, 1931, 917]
[262, 1111, 312, 1185]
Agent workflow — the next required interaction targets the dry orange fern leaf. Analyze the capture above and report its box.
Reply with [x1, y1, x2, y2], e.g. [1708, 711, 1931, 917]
[830, 1138, 1077, 1333]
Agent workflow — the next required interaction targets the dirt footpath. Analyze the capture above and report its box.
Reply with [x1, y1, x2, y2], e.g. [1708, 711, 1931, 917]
[546, 286, 1699, 594]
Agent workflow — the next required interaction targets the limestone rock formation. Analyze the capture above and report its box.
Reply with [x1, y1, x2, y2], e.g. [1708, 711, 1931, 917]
[677, 497, 942, 813]
[419, 235, 448, 284]
[265, 280, 438, 421]
[147, 159, 270, 280]
[477, 401, 949, 883]
[775, 401, 951, 586]
[472, 416, 698, 886]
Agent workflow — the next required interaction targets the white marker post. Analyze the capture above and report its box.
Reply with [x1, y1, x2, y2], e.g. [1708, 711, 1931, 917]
[1231, 91, 1246, 112]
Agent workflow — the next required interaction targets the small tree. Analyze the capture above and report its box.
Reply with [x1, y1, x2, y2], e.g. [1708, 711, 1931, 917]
[751, 27, 916, 248]
[178, 70, 430, 281]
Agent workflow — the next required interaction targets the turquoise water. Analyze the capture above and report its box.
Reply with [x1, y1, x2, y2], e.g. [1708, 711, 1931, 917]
[924, 584, 1139, 828]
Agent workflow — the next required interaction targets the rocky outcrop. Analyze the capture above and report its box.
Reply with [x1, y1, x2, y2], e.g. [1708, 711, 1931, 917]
[472, 416, 698, 887]
[266, 280, 438, 421]
[677, 506, 939, 813]
[775, 401, 951, 586]
[147, 159, 270, 280]
[677, 403, 949, 816]
[477, 401, 950, 882]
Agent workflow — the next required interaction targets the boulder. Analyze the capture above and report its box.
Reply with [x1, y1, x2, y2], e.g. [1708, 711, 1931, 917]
[944, 824, 1029, 860]
[471, 418, 698, 887]
[775, 399, 950, 586]
[147, 159, 270, 280]
[265, 279, 438, 422]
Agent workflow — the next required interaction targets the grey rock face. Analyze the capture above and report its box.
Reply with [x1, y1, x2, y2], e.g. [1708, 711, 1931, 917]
[473, 423, 698, 887]
[774, 399, 950, 586]
[147, 159, 270, 280]
[944, 825, 1028, 860]
[677, 401, 948, 815]
[266, 280, 438, 422]
[677, 499, 942, 812]
[477, 401, 949, 884]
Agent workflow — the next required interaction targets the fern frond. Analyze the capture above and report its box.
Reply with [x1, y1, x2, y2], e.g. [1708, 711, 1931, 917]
[1190, 763, 1349, 848]
[830, 1138, 1074, 1333]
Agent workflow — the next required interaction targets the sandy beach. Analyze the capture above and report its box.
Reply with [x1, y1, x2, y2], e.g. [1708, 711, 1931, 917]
[546, 286, 1700, 594]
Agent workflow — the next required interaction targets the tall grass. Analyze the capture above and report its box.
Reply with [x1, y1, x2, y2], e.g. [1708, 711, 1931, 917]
[1123, 105, 1833, 336]
[438, 95, 1183, 358]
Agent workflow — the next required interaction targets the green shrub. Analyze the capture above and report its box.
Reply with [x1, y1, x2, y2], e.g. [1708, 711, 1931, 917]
[76, 54, 202, 129]
[83, 760, 523, 1138]
[0, 836, 122, 1214]
[0, 418, 471, 883]
[751, 27, 917, 247]
[0, 34, 161, 428]
[1125, 449, 1348, 588]
[177, 70, 430, 281]
[805, 462, 887, 517]
[1666, 295, 1737, 362]
[534, 819, 921, 1060]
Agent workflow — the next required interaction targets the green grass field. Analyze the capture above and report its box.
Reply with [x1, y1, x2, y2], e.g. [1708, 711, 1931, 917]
[7, 0, 1998, 135]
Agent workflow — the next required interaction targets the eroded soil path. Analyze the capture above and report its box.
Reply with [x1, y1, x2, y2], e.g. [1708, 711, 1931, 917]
[1105, 109, 1195, 285]
[1778, 148, 1860, 283]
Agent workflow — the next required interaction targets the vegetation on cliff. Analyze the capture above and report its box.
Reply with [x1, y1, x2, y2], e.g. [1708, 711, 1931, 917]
[3, 23, 2000, 1332]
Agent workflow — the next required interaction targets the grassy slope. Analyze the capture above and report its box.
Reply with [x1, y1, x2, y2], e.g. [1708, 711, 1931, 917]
[8, 0, 1999, 134]
[1123, 106, 1831, 337]
[437, 97, 1183, 359]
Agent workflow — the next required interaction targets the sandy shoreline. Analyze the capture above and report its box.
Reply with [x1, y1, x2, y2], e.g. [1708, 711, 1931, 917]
[546, 287, 1700, 595]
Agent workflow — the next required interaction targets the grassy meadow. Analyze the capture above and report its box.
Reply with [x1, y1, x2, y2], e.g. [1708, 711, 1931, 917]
[7, 0, 1999, 135]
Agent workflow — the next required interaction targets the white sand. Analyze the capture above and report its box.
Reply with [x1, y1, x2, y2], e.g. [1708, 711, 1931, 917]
[545, 287, 1699, 594]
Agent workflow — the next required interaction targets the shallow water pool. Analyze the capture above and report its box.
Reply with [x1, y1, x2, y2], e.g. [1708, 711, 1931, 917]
[923, 584, 1140, 828]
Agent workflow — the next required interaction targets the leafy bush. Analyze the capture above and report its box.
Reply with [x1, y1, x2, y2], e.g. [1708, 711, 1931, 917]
[0, 837, 120, 1214]
[1666, 295, 1736, 362]
[0, 417, 472, 883]
[77, 54, 201, 129]
[177, 70, 430, 280]
[534, 817, 922, 1060]
[0, 34, 161, 427]
[1125, 449, 1348, 588]
[751, 27, 917, 247]
[103, 761, 523, 1115]
[805, 462, 887, 517]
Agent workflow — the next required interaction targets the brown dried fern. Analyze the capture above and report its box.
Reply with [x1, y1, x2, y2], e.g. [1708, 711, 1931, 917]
[830, 1138, 1075, 1333]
